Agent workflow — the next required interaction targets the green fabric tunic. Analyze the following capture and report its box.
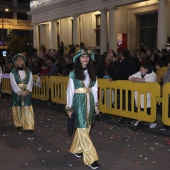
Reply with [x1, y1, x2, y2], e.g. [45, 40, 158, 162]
[10, 68, 32, 106]
[69, 71, 96, 128]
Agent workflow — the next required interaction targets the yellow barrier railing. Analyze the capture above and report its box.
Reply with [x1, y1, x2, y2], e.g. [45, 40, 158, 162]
[1, 76, 49, 101]
[162, 83, 170, 126]
[32, 76, 49, 101]
[49, 76, 68, 105]
[1, 76, 170, 126]
[2, 77, 11, 94]
[98, 79, 160, 123]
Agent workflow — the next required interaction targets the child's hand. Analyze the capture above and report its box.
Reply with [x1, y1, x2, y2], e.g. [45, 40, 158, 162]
[67, 111, 73, 118]
[94, 108, 99, 115]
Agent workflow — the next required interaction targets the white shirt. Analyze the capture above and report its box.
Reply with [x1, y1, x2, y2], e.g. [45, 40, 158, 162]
[66, 70, 98, 110]
[129, 71, 157, 108]
[10, 70, 33, 94]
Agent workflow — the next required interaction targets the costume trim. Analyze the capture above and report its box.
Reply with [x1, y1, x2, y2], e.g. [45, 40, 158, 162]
[18, 83, 27, 89]
[94, 102, 99, 108]
[65, 105, 73, 112]
[75, 88, 91, 93]
[73, 48, 94, 63]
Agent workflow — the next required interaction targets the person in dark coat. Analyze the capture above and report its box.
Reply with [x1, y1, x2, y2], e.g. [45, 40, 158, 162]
[96, 51, 116, 80]
[114, 49, 137, 80]
[114, 49, 137, 124]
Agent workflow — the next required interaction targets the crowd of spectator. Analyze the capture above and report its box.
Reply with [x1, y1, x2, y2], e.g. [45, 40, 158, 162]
[1, 41, 170, 131]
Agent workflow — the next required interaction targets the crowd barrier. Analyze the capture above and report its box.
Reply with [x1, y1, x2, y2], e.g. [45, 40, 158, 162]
[1, 75, 170, 126]
[161, 83, 170, 126]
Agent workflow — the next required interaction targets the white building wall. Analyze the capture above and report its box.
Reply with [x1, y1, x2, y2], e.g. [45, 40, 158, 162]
[39, 25, 45, 46]
[81, 14, 94, 48]
[92, 13, 97, 47]
[60, 18, 72, 47]
[29, 0, 170, 54]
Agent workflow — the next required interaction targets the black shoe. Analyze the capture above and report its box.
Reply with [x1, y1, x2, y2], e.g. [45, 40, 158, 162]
[26, 130, 34, 133]
[160, 125, 168, 131]
[118, 118, 124, 124]
[88, 161, 100, 169]
[74, 153, 82, 158]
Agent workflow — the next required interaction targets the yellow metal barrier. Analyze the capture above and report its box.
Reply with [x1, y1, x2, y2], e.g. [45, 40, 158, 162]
[161, 83, 170, 126]
[32, 76, 49, 101]
[98, 79, 160, 123]
[2, 77, 11, 94]
[2, 75, 170, 125]
[49, 76, 68, 105]
[1, 76, 49, 101]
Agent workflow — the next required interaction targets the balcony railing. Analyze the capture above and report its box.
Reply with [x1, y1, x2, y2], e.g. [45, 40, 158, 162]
[0, 19, 31, 27]
[30, 0, 63, 9]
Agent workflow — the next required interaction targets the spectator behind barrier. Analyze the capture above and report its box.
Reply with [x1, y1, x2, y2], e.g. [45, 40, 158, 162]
[129, 62, 157, 130]
[44, 56, 58, 76]
[155, 60, 167, 85]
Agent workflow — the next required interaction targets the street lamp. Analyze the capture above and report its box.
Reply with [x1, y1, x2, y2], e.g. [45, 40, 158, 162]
[1, 8, 9, 49]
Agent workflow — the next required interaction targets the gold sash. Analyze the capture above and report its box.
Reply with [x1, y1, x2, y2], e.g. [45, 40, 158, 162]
[18, 83, 27, 89]
[75, 88, 91, 93]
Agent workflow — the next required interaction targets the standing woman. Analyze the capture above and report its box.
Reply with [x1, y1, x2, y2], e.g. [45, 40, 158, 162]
[66, 48, 100, 169]
[10, 53, 34, 132]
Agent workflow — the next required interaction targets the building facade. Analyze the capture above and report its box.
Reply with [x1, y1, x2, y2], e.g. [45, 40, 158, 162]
[0, 0, 31, 51]
[28, 0, 170, 55]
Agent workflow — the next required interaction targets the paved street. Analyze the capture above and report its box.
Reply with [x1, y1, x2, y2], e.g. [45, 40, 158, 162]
[0, 94, 170, 170]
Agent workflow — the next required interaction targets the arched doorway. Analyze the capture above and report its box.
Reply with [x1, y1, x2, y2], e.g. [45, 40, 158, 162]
[140, 13, 158, 50]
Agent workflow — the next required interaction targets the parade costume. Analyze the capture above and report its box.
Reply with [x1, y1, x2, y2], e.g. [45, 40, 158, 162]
[10, 53, 34, 130]
[66, 49, 99, 168]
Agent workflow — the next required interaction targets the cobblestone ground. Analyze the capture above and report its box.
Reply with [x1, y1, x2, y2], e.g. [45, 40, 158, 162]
[0, 94, 170, 170]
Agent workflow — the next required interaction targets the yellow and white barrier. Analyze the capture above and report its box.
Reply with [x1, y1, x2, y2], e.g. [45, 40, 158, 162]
[2, 76, 170, 126]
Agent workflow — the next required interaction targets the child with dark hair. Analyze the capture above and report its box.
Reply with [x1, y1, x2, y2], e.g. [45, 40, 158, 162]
[155, 60, 167, 85]
[129, 62, 157, 130]
[66, 48, 100, 169]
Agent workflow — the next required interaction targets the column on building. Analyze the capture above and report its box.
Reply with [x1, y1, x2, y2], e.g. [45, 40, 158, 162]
[39, 24, 44, 46]
[49, 20, 58, 51]
[108, 7, 117, 52]
[157, 0, 167, 50]
[100, 9, 108, 55]
[72, 15, 80, 46]
[33, 24, 39, 54]
[13, 0, 17, 25]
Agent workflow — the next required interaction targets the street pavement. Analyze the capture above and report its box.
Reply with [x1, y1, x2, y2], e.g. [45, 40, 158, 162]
[0, 94, 170, 170]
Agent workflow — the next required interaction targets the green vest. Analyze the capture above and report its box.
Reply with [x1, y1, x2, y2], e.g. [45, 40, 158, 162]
[10, 68, 32, 106]
[69, 71, 96, 128]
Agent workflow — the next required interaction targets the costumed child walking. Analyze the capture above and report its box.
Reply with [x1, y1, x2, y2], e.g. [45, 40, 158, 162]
[66, 48, 100, 169]
[10, 53, 34, 132]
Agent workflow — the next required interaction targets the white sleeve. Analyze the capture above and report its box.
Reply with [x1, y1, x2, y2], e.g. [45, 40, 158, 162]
[66, 78, 75, 108]
[26, 72, 33, 92]
[129, 71, 141, 80]
[145, 72, 157, 82]
[10, 73, 21, 94]
[92, 80, 98, 105]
